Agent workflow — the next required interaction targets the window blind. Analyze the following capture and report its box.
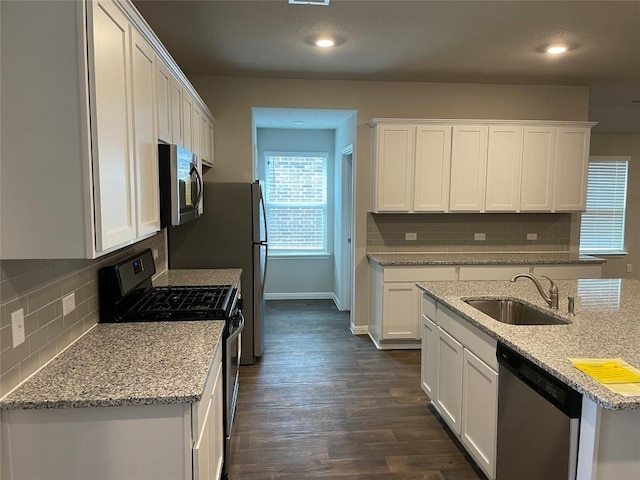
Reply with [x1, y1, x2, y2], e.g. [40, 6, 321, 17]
[579, 159, 628, 254]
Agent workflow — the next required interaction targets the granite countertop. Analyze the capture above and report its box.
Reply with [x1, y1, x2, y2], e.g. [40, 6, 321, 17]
[0, 268, 241, 410]
[417, 278, 640, 410]
[368, 252, 605, 266]
[154, 268, 242, 289]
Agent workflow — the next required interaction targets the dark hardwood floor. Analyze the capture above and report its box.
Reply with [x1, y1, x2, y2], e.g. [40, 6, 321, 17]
[228, 299, 486, 480]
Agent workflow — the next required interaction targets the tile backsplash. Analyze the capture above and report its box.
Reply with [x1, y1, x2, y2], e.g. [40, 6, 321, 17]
[367, 213, 572, 253]
[0, 231, 167, 397]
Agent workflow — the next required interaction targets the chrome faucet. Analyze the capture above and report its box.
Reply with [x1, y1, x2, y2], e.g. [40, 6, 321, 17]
[510, 273, 559, 309]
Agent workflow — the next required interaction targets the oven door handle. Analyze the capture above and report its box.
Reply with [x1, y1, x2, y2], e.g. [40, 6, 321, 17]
[227, 312, 245, 343]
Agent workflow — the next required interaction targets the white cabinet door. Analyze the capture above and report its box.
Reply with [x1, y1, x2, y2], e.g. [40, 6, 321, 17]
[206, 119, 215, 167]
[210, 352, 224, 480]
[461, 348, 498, 480]
[553, 127, 591, 211]
[382, 283, 419, 340]
[170, 76, 184, 146]
[414, 125, 452, 212]
[155, 60, 172, 143]
[130, 29, 160, 238]
[435, 327, 464, 435]
[89, 0, 136, 252]
[485, 126, 523, 212]
[192, 105, 202, 159]
[520, 126, 556, 211]
[193, 396, 213, 480]
[421, 315, 439, 400]
[182, 90, 194, 151]
[372, 124, 414, 212]
[449, 126, 488, 212]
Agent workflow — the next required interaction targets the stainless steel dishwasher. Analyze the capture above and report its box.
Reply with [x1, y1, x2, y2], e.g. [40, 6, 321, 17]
[496, 343, 582, 480]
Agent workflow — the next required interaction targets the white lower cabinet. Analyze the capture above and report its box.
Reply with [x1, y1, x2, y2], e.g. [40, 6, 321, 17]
[461, 349, 498, 479]
[435, 327, 464, 435]
[423, 294, 498, 479]
[421, 314, 438, 399]
[1, 344, 224, 480]
[382, 283, 421, 340]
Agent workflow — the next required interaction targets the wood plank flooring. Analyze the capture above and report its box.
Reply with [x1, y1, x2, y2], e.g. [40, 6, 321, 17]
[227, 299, 486, 480]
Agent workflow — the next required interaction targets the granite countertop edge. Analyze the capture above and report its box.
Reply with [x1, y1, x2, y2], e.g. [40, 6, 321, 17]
[416, 281, 640, 411]
[368, 253, 605, 266]
[0, 268, 239, 411]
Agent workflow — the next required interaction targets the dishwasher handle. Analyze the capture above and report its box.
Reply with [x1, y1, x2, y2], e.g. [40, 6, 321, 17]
[497, 343, 582, 418]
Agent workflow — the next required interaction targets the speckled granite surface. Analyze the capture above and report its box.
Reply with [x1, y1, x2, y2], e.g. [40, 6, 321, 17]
[0, 268, 240, 410]
[0, 321, 224, 410]
[154, 268, 242, 288]
[417, 278, 640, 410]
[368, 252, 605, 266]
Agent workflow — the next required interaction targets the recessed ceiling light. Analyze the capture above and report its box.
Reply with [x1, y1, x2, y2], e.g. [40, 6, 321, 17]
[315, 38, 335, 48]
[289, 0, 330, 5]
[293, 120, 306, 125]
[546, 44, 568, 55]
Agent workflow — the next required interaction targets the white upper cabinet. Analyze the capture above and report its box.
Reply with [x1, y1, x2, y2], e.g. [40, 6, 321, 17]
[369, 119, 594, 217]
[88, 0, 137, 252]
[520, 126, 556, 211]
[449, 125, 488, 212]
[485, 126, 523, 212]
[414, 125, 452, 212]
[553, 127, 591, 211]
[182, 91, 194, 152]
[155, 60, 172, 143]
[371, 123, 415, 212]
[131, 28, 161, 238]
[0, 0, 215, 259]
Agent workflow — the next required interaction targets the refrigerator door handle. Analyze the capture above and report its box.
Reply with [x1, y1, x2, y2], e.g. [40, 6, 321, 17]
[262, 243, 268, 297]
[259, 188, 268, 244]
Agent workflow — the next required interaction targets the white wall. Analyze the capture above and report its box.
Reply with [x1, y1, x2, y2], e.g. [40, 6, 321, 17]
[589, 134, 640, 280]
[256, 128, 336, 297]
[190, 75, 590, 329]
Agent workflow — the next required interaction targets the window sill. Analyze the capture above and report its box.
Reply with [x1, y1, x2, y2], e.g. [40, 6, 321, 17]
[268, 253, 332, 260]
[580, 251, 628, 257]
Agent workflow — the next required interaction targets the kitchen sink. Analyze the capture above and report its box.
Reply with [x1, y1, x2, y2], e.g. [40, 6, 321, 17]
[464, 298, 569, 325]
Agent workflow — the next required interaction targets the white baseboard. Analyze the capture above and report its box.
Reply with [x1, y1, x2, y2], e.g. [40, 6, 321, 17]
[264, 292, 334, 300]
[351, 325, 368, 335]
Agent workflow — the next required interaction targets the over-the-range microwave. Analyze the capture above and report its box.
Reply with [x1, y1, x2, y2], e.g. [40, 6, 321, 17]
[158, 143, 202, 228]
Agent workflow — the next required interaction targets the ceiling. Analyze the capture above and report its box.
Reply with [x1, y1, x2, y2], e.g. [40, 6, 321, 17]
[133, 0, 640, 133]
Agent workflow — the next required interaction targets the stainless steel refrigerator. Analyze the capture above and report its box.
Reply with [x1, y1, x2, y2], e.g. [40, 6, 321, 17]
[167, 181, 267, 364]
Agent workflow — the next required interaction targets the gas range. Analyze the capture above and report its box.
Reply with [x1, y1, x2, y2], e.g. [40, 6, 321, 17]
[98, 249, 239, 323]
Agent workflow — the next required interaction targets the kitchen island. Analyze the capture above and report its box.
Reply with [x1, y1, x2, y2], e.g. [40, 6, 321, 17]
[0, 268, 241, 480]
[418, 278, 640, 480]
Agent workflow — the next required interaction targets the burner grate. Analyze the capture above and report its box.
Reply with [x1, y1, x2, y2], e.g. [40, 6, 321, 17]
[125, 285, 235, 321]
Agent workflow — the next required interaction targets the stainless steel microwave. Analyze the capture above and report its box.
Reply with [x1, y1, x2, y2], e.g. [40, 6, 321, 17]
[158, 144, 202, 228]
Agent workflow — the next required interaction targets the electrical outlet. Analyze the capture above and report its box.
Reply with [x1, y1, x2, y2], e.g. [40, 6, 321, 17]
[63, 293, 76, 316]
[11, 308, 25, 348]
[527, 233, 538, 241]
[474, 233, 486, 241]
[152, 248, 159, 259]
[627, 263, 633, 273]
[405, 232, 417, 241]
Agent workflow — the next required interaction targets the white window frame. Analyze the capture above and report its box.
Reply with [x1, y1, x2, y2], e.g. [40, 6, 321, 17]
[264, 151, 329, 257]
[579, 156, 629, 256]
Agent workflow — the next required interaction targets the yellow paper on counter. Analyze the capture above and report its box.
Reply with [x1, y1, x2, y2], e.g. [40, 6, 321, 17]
[571, 358, 640, 384]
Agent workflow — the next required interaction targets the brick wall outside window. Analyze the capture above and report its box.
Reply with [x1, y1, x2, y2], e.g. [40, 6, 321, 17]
[265, 154, 327, 252]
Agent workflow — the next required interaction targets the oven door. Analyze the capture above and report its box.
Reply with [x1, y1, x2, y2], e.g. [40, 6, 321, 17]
[224, 311, 244, 475]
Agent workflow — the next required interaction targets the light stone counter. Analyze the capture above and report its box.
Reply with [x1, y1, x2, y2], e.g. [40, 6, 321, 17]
[417, 278, 640, 410]
[0, 268, 241, 410]
[368, 252, 605, 266]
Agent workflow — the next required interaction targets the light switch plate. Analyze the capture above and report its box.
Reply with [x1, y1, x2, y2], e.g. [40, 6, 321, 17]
[152, 248, 159, 259]
[11, 308, 25, 348]
[63, 293, 76, 316]
[474, 233, 486, 241]
[527, 233, 538, 240]
[405, 232, 417, 241]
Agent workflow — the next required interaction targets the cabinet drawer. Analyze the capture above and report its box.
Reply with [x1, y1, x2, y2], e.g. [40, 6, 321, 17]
[458, 265, 530, 281]
[438, 305, 497, 370]
[192, 341, 222, 443]
[422, 294, 437, 320]
[383, 266, 457, 282]
[532, 264, 602, 279]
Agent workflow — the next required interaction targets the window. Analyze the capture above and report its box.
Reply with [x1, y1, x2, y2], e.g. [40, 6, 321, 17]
[264, 152, 328, 255]
[579, 157, 629, 255]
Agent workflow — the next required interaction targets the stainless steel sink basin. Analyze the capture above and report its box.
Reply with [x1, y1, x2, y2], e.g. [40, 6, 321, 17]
[464, 299, 569, 325]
